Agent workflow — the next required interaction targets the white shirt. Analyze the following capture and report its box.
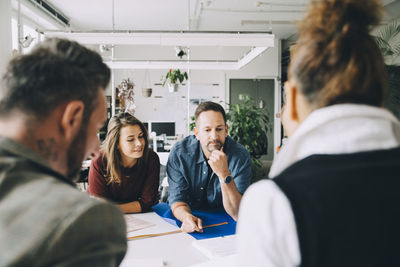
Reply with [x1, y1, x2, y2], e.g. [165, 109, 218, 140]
[236, 104, 400, 267]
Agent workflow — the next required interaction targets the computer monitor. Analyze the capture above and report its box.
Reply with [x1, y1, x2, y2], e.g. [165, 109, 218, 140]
[151, 122, 175, 136]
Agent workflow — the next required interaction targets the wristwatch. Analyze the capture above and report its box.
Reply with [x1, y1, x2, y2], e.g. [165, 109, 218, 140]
[221, 175, 233, 184]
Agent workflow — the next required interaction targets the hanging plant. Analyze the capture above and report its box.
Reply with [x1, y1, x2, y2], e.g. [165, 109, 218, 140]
[142, 70, 152, 98]
[117, 78, 136, 115]
[162, 69, 188, 92]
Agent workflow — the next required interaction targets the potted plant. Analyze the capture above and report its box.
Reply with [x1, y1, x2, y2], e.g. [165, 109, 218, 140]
[375, 19, 400, 118]
[375, 19, 400, 65]
[162, 69, 188, 92]
[142, 70, 152, 98]
[142, 87, 152, 98]
[116, 78, 136, 114]
[226, 99, 271, 176]
[189, 116, 196, 132]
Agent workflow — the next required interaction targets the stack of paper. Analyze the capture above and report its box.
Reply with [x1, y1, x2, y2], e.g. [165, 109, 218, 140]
[192, 235, 237, 259]
[190, 255, 237, 267]
[119, 258, 166, 267]
[124, 215, 155, 233]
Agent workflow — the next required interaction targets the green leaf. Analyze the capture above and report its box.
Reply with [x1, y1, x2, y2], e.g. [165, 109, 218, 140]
[375, 19, 400, 59]
[161, 69, 188, 87]
[226, 98, 272, 159]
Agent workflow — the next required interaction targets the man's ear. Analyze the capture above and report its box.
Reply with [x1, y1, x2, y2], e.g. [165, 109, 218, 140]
[286, 82, 300, 122]
[193, 126, 199, 140]
[225, 124, 228, 137]
[60, 100, 84, 141]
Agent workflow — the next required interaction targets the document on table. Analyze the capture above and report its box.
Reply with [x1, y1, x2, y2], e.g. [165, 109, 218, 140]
[192, 235, 237, 259]
[124, 214, 155, 233]
[190, 254, 237, 267]
[119, 258, 166, 267]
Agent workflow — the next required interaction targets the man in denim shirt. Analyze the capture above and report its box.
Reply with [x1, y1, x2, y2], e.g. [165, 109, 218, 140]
[167, 102, 252, 233]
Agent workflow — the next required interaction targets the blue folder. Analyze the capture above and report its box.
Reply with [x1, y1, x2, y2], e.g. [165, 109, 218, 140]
[152, 203, 236, 240]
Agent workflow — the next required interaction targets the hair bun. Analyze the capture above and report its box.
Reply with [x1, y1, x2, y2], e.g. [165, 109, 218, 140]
[299, 0, 382, 38]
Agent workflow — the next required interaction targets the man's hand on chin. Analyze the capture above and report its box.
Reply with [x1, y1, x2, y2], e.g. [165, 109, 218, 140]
[208, 148, 230, 179]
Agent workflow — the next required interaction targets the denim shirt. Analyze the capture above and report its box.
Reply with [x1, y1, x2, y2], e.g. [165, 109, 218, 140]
[167, 135, 252, 209]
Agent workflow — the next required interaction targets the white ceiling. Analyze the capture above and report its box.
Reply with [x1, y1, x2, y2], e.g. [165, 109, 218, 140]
[46, 0, 306, 39]
[42, 0, 296, 69]
[17, 0, 400, 69]
[44, 0, 400, 38]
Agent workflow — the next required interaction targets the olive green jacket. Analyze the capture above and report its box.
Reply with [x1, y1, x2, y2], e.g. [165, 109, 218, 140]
[0, 137, 127, 266]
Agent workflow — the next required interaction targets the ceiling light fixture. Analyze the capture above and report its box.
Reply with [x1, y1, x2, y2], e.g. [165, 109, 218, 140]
[175, 46, 187, 58]
[105, 60, 238, 70]
[41, 31, 274, 47]
[99, 44, 114, 53]
[202, 0, 212, 7]
[104, 46, 269, 70]
[241, 20, 294, 25]
[40, 30, 274, 70]
[254, 1, 307, 7]
[20, 34, 35, 48]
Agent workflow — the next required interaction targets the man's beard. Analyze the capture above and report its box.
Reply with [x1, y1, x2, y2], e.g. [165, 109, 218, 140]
[206, 140, 224, 153]
[66, 122, 88, 181]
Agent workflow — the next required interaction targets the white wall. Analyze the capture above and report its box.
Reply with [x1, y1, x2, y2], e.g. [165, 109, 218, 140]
[226, 38, 282, 155]
[0, 0, 12, 76]
[107, 39, 281, 139]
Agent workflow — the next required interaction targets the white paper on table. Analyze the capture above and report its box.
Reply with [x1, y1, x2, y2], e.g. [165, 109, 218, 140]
[119, 257, 166, 267]
[191, 235, 237, 259]
[189, 254, 237, 267]
[124, 214, 155, 233]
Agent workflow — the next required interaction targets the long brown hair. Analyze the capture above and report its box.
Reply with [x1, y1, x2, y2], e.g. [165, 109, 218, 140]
[101, 112, 149, 184]
[289, 0, 386, 109]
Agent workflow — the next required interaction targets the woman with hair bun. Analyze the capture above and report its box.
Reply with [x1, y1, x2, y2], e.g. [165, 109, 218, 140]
[88, 112, 160, 213]
[237, 0, 400, 266]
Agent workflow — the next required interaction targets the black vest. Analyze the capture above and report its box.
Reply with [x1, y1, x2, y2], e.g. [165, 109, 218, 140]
[273, 147, 400, 267]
